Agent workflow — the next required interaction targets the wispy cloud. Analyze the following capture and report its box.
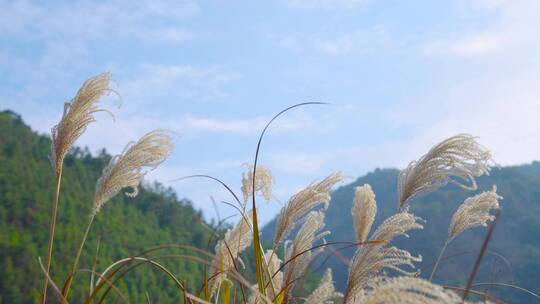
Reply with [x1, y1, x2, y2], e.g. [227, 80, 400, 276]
[122, 64, 242, 106]
[283, 0, 370, 10]
[0, 0, 199, 44]
[316, 26, 397, 55]
[421, 33, 503, 57]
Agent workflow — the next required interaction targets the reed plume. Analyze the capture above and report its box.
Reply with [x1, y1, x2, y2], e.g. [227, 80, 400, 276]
[345, 212, 423, 303]
[283, 211, 329, 301]
[43, 72, 114, 304]
[93, 129, 174, 215]
[51, 72, 114, 176]
[398, 134, 491, 209]
[273, 172, 342, 246]
[430, 186, 502, 281]
[448, 186, 502, 240]
[305, 268, 343, 303]
[352, 184, 377, 242]
[210, 210, 254, 293]
[354, 276, 467, 304]
[241, 164, 274, 205]
[63, 129, 174, 299]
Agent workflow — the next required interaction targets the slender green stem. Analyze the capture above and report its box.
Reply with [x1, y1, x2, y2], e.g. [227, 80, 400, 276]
[429, 239, 450, 282]
[62, 215, 96, 301]
[42, 166, 64, 304]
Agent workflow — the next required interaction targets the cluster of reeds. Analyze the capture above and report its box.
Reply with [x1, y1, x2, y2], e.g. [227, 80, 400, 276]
[40, 73, 534, 303]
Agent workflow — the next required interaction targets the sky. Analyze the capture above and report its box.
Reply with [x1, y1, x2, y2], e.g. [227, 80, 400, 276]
[1, 0, 540, 224]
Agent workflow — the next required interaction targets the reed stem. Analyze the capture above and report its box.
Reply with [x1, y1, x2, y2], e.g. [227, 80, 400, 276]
[429, 239, 449, 282]
[42, 166, 63, 304]
[62, 214, 96, 301]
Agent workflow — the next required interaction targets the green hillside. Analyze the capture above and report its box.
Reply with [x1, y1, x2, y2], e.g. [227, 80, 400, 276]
[0, 110, 214, 303]
[263, 163, 540, 303]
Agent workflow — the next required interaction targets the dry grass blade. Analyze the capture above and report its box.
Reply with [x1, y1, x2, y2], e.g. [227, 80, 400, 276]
[93, 129, 174, 215]
[38, 257, 70, 304]
[305, 268, 342, 303]
[352, 184, 377, 242]
[398, 134, 491, 209]
[51, 72, 115, 176]
[241, 164, 274, 206]
[250, 102, 326, 295]
[273, 172, 342, 246]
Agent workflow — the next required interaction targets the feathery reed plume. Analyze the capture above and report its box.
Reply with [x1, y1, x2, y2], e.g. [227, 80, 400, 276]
[210, 211, 254, 294]
[93, 129, 173, 215]
[305, 268, 343, 303]
[448, 186, 502, 240]
[62, 129, 174, 299]
[344, 212, 423, 303]
[355, 277, 468, 304]
[283, 211, 329, 300]
[43, 72, 114, 304]
[429, 186, 502, 281]
[51, 72, 115, 176]
[398, 134, 491, 209]
[273, 172, 342, 246]
[352, 184, 377, 242]
[241, 164, 274, 205]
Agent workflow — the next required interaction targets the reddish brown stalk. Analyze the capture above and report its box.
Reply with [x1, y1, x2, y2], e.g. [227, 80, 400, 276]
[462, 209, 501, 303]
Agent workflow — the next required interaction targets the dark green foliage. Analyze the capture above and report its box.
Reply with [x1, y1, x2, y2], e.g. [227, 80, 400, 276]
[0, 110, 214, 303]
[264, 166, 540, 303]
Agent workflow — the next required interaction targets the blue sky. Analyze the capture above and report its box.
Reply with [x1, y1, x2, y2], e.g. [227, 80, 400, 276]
[1, 0, 540, 224]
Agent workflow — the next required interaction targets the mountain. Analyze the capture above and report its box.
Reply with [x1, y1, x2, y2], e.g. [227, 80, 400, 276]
[263, 162, 540, 303]
[0, 110, 214, 303]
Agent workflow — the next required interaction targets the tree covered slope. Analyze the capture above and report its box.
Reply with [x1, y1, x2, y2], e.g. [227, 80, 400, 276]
[0, 110, 213, 303]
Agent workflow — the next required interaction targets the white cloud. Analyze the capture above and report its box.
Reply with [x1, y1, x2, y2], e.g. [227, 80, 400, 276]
[0, 0, 199, 44]
[284, 0, 369, 10]
[269, 151, 333, 175]
[122, 64, 241, 105]
[422, 33, 503, 57]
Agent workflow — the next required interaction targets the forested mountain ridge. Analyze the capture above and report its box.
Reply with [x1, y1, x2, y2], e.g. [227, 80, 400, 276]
[0, 110, 213, 303]
[263, 157, 540, 303]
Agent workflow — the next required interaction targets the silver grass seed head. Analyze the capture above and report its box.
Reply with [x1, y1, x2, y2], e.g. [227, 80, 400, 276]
[264, 249, 283, 298]
[284, 211, 329, 299]
[273, 171, 342, 246]
[345, 211, 423, 301]
[398, 134, 492, 209]
[305, 268, 343, 303]
[241, 164, 274, 205]
[92, 129, 173, 216]
[354, 276, 467, 304]
[448, 186, 502, 240]
[51, 72, 115, 176]
[371, 211, 424, 242]
[211, 210, 254, 294]
[352, 184, 377, 242]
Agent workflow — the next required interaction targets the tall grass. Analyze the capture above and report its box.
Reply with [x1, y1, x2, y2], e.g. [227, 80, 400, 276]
[37, 73, 539, 303]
